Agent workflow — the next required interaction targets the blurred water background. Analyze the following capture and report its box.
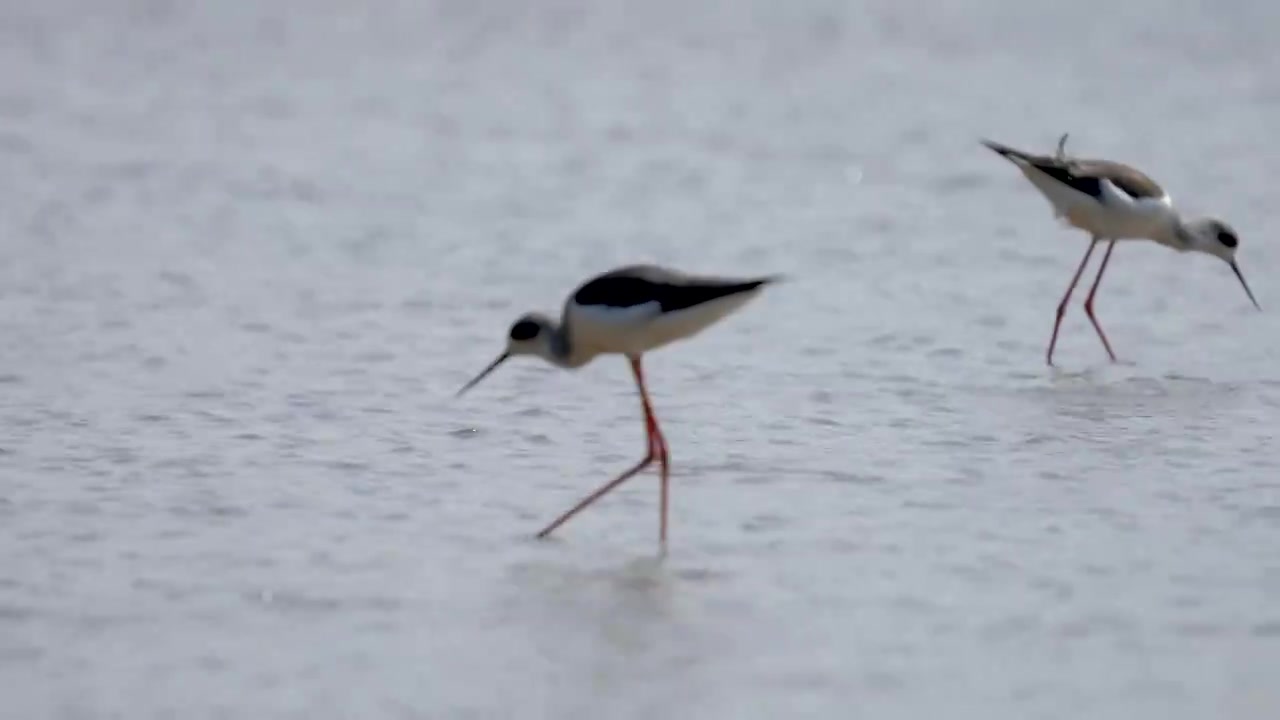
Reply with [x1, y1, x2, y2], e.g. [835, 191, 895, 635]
[3, 1, 1280, 718]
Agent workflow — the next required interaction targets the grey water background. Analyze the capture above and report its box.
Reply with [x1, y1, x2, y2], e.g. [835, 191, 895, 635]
[3, 0, 1280, 717]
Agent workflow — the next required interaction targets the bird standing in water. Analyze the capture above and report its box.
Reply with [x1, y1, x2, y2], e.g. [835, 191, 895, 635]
[982, 134, 1259, 365]
[457, 264, 778, 545]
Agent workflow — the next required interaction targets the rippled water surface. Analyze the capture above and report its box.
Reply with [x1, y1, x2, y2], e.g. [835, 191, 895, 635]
[4, 1, 1280, 718]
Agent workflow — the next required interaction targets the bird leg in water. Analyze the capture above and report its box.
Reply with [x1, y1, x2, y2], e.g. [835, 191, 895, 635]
[1082, 239, 1119, 362]
[534, 356, 669, 543]
[1047, 237, 1099, 366]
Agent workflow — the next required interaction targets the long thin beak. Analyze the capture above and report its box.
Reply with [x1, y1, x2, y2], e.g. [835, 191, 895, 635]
[456, 352, 510, 397]
[1229, 260, 1262, 311]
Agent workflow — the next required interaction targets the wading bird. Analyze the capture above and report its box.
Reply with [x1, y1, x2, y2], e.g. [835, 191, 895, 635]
[982, 134, 1259, 365]
[457, 264, 778, 545]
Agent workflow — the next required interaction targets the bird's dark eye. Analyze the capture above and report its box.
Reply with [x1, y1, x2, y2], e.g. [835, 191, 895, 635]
[509, 320, 540, 341]
[1217, 231, 1238, 249]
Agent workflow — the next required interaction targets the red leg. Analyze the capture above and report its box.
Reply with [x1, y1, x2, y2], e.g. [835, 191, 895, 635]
[534, 447, 653, 539]
[657, 442, 669, 547]
[649, 407, 670, 547]
[534, 356, 662, 540]
[1083, 239, 1118, 362]
[629, 357, 671, 545]
[1047, 238, 1099, 366]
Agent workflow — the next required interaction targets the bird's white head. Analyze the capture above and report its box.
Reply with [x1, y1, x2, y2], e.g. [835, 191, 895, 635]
[456, 313, 559, 396]
[1179, 217, 1261, 311]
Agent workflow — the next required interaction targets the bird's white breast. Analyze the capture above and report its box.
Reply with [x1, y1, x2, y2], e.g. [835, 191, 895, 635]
[566, 290, 761, 357]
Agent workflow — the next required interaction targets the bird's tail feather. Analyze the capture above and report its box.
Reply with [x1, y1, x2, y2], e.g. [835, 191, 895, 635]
[979, 138, 1032, 164]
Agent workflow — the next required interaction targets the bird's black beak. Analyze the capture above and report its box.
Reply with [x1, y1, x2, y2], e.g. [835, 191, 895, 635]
[456, 352, 510, 397]
[1229, 260, 1261, 311]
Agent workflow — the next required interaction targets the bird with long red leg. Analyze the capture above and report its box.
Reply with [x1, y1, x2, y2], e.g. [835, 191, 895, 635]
[456, 264, 778, 546]
[981, 134, 1260, 365]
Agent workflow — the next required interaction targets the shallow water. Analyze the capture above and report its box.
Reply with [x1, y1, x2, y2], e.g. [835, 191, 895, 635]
[3, 1, 1280, 718]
